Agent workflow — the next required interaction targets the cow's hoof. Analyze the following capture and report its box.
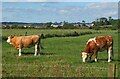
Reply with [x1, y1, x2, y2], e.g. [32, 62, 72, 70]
[94, 61, 97, 62]
[95, 59, 97, 62]
[18, 54, 21, 56]
[108, 60, 111, 62]
[34, 54, 37, 56]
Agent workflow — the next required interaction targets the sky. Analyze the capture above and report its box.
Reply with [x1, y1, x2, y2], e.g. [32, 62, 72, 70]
[1, 2, 119, 23]
[1, 0, 120, 2]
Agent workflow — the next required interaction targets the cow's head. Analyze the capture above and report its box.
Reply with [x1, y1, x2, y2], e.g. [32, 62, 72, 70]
[41, 33, 44, 38]
[7, 35, 14, 44]
[81, 52, 88, 63]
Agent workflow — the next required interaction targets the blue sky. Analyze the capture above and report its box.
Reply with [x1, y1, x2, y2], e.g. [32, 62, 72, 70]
[2, 2, 118, 23]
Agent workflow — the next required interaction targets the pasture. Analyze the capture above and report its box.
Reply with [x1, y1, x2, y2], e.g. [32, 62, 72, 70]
[2, 29, 119, 77]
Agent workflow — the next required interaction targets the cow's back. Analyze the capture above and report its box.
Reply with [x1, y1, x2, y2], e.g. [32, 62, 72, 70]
[95, 36, 107, 48]
[95, 36, 113, 51]
[21, 35, 40, 47]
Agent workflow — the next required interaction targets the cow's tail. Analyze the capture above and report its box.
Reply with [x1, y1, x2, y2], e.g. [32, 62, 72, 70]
[111, 40, 114, 60]
[39, 34, 44, 49]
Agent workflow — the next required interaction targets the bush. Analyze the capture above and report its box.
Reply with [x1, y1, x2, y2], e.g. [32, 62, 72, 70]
[2, 31, 94, 41]
[92, 25, 118, 30]
[62, 23, 74, 29]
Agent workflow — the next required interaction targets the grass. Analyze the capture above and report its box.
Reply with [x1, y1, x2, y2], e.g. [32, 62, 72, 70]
[2, 29, 117, 37]
[2, 29, 119, 77]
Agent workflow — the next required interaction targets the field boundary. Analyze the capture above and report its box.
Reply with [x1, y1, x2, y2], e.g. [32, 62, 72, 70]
[2, 64, 108, 69]
[2, 30, 117, 40]
[3, 64, 118, 78]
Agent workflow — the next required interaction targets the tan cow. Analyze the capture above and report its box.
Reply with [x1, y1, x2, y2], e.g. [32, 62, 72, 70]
[81, 36, 113, 63]
[7, 34, 43, 56]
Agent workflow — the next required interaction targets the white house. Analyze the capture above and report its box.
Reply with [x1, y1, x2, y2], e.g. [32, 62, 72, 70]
[51, 22, 64, 28]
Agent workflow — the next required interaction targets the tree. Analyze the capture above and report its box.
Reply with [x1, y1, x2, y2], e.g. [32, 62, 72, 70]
[46, 22, 52, 28]
[62, 23, 74, 29]
[93, 17, 109, 26]
[82, 20, 86, 26]
[108, 16, 113, 25]
[82, 20, 85, 23]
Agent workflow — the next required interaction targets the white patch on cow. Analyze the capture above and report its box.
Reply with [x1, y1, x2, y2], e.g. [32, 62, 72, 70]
[34, 44, 38, 56]
[7, 37, 12, 44]
[87, 38, 94, 44]
[109, 36, 112, 38]
[18, 48, 22, 56]
[87, 37, 99, 46]
[108, 47, 112, 62]
[82, 52, 87, 63]
[95, 58, 97, 62]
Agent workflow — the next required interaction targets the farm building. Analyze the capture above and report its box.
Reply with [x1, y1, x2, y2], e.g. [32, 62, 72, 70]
[51, 22, 64, 28]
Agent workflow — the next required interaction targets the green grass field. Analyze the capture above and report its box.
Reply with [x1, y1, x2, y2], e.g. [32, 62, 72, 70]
[2, 29, 119, 77]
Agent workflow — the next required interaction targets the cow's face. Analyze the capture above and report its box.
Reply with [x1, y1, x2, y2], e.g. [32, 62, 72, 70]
[81, 52, 88, 63]
[7, 35, 13, 44]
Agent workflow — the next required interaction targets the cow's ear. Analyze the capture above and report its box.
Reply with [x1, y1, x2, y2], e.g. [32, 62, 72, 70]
[41, 33, 44, 39]
[10, 35, 14, 38]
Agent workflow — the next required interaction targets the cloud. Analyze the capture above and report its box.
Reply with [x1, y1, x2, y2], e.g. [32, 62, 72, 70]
[59, 9, 69, 14]
[2, 0, 18, 2]
[58, 2, 118, 22]
[1, 0, 120, 2]
[85, 2, 118, 17]
[2, 2, 118, 23]
[2, 0, 60, 2]
[26, 0, 48, 2]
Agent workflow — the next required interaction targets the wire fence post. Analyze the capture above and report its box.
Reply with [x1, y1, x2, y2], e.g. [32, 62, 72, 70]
[108, 64, 116, 78]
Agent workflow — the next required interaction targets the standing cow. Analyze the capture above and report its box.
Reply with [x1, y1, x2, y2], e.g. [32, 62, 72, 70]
[81, 36, 113, 63]
[7, 34, 44, 56]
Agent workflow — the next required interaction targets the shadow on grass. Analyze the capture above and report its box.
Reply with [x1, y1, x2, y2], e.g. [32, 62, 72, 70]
[98, 58, 108, 62]
[86, 58, 120, 63]
[98, 58, 120, 62]
[21, 52, 54, 55]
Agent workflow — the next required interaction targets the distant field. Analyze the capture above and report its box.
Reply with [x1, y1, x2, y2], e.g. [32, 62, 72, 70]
[2, 29, 117, 37]
[2, 29, 119, 77]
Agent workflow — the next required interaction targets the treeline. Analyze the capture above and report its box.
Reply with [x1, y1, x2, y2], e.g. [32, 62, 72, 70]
[91, 17, 118, 30]
[2, 17, 119, 30]
[2, 31, 99, 41]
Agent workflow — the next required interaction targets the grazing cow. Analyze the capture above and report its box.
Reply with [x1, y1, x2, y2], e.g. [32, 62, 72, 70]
[81, 36, 113, 63]
[7, 34, 43, 56]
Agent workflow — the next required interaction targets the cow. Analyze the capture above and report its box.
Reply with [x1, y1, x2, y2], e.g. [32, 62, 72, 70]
[81, 36, 113, 63]
[6, 34, 44, 56]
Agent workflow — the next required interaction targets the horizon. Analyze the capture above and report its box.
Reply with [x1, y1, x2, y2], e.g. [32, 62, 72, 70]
[2, 2, 118, 23]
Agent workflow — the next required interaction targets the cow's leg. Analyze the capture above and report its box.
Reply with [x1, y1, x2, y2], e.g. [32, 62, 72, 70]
[93, 52, 98, 62]
[37, 44, 40, 56]
[88, 53, 93, 62]
[89, 56, 91, 61]
[108, 46, 112, 62]
[18, 48, 22, 56]
[95, 58, 97, 62]
[34, 44, 38, 56]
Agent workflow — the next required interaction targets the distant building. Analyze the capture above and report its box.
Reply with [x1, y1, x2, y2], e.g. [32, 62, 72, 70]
[51, 22, 64, 28]
[85, 23, 94, 27]
[72, 22, 94, 27]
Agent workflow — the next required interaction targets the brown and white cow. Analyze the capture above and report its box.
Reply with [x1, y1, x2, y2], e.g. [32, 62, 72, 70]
[7, 34, 43, 56]
[81, 36, 113, 63]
